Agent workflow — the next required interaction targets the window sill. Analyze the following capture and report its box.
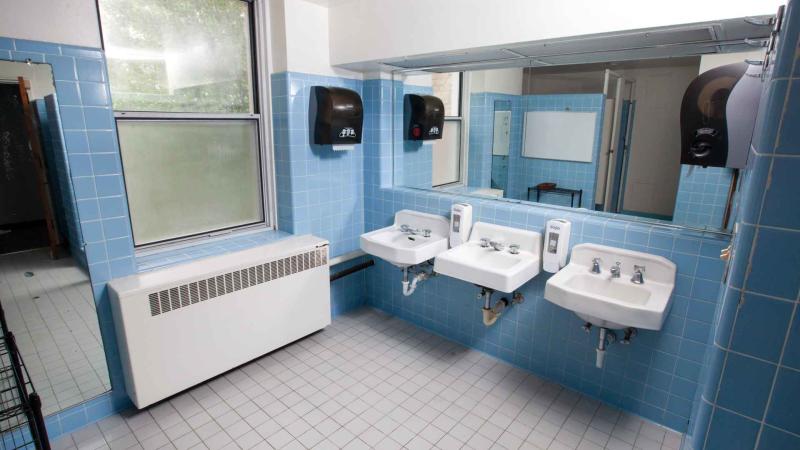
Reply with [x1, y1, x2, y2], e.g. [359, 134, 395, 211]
[135, 228, 293, 273]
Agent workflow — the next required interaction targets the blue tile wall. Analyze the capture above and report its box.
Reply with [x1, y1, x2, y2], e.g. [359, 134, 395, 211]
[41, 95, 87, 269]
[363, 188, 728, 432]
[466, 92, 603, 209]
[673, 165, 734, 229]
[467, 93, 521, 190]
[394, 82, 434, 189]
[3, 50, 372, 439]
[505, 94, 605, 209]
[136, 229, 292, 272]
[363, 78, 729, 433]
[1, 37, 137, 439]
[270, 72, 365, 258]
[686, 2, 800, 449]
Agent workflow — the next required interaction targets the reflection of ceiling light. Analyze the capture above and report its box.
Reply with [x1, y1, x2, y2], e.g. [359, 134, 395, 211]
[105, 46, 164, 61]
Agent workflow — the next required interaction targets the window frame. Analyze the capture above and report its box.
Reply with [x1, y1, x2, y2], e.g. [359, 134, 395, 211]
[97, 0, 276, 251]
[432, 72, 465, 187]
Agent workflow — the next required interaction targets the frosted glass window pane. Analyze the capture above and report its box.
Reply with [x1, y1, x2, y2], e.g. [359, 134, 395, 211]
[117, 120, 263, 245]
[432, 121, 461, 186]
[99, 0, 254, 113]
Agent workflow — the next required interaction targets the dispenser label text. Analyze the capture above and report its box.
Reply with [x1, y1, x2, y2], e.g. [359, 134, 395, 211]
[339, 127, 357, 138]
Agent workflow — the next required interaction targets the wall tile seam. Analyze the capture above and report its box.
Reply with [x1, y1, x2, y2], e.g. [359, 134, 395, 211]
[702, 399, 800, 439]
[709, 339, 800, 371]
[754, 300, 799, 447]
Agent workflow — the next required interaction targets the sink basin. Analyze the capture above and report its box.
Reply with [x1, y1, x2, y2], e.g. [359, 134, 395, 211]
[544, 243, 676, 330]
[434, 222, 541, 292]
[360, 210, 449, 267]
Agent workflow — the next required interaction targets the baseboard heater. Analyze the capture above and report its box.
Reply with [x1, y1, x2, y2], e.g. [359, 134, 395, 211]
[108, 235, 331, 408]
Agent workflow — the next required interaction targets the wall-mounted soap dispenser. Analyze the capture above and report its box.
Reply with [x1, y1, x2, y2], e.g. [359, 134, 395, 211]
[309, 86, 363, 150]
[543, 219, 571, 273]
[450, 203, 473, 247]
[404, 94, 445, 141]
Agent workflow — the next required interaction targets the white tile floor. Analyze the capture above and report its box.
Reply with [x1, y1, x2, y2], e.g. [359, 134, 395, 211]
[52, 308, 683, 450]
[0, 249, 110, 415]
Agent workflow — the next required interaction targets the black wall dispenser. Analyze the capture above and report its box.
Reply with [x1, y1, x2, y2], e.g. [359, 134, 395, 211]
[404, 94, 445, 141]
[679, 62, 761, 168]
[309, 86, 363, 148]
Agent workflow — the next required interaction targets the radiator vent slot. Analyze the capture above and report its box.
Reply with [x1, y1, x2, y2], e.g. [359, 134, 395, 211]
[147, 247, 327, 317]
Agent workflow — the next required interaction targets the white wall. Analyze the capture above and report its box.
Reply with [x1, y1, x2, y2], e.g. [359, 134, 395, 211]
[699, 50, 767, 73]
[273, 0, 361, 78]
[0, 61, 56, 100]
[617, 61, 701, 216]
[470, 68, 523, 95]
[328, 0, 782, 66]
[0, 0, 101, 48]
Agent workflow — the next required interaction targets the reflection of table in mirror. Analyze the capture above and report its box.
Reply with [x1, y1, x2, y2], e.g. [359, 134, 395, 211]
[528, 186, 583, 208]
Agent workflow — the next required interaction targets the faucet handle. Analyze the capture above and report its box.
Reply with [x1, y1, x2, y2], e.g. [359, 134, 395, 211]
[631, 264, 646, 284]
[508, 244, 520, 254]
[399, 224, 410, 232]
[422, 229, 431, 238]
[590, 257, 602, 274]
[480, 237, 491, 248]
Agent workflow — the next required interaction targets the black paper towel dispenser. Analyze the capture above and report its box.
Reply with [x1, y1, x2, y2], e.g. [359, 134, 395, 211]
[310, 86, 363, 146]
[680, 62, 761, 168]
[404, 94, 444, 141]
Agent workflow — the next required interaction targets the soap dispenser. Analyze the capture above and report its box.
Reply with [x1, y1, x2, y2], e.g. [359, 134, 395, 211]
[543, 219, 571, 273]
[450, 203, 473, 247]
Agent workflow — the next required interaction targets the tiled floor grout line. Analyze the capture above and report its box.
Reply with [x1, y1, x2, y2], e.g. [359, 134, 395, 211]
[0, 248, 110, 415]
[53, 307, 683, 450]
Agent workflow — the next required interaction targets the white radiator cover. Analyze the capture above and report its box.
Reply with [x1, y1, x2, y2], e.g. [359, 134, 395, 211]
[108, 235, 331, 408]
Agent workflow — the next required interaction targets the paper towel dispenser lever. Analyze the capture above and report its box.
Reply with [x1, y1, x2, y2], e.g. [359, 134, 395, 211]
[680, 62, 760, 169]
[404, 94, 445, 141]
[310, 86, 363, 146]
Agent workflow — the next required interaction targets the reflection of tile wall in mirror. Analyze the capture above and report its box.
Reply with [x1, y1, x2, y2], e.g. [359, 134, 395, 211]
[0, 59, 109, 416]
[393, 55, 747, 232]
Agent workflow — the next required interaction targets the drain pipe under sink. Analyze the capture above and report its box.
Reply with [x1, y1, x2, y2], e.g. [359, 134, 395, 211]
[402, 265, 433, 296]
[595, 327, 616, 368]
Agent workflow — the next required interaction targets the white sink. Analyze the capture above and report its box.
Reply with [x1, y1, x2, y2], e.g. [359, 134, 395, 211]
[434, 222, 541, 292]
[360, 210, 449, 267]
[544, 243, 676, 330]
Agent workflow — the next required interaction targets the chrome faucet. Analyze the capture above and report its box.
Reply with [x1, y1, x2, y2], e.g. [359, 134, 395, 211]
[610, 261, 621, 278]
[480, 237, 491, 248]
[489, 240, 505, 251]
[631, 265, 646, 284]
[508, 244, 520, 255]
[590, 257, 602, 274]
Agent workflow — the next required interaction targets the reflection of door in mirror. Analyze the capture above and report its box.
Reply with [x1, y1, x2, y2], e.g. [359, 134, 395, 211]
[490, 100, 512, 196]
[0, 60, 110, 416]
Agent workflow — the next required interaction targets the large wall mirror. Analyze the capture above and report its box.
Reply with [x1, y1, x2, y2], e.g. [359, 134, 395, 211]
[0, 60, 110, 415]
[391, 19, 771, 233]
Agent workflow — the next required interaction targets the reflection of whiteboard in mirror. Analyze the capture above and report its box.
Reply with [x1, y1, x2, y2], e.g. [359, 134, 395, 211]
[523, 111, 597, 162]
[492, 111, 511, 156]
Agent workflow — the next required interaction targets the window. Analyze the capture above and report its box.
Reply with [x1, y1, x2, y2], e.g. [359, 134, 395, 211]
[431, 72, 463, 186]
[98, 0, 267, 247]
